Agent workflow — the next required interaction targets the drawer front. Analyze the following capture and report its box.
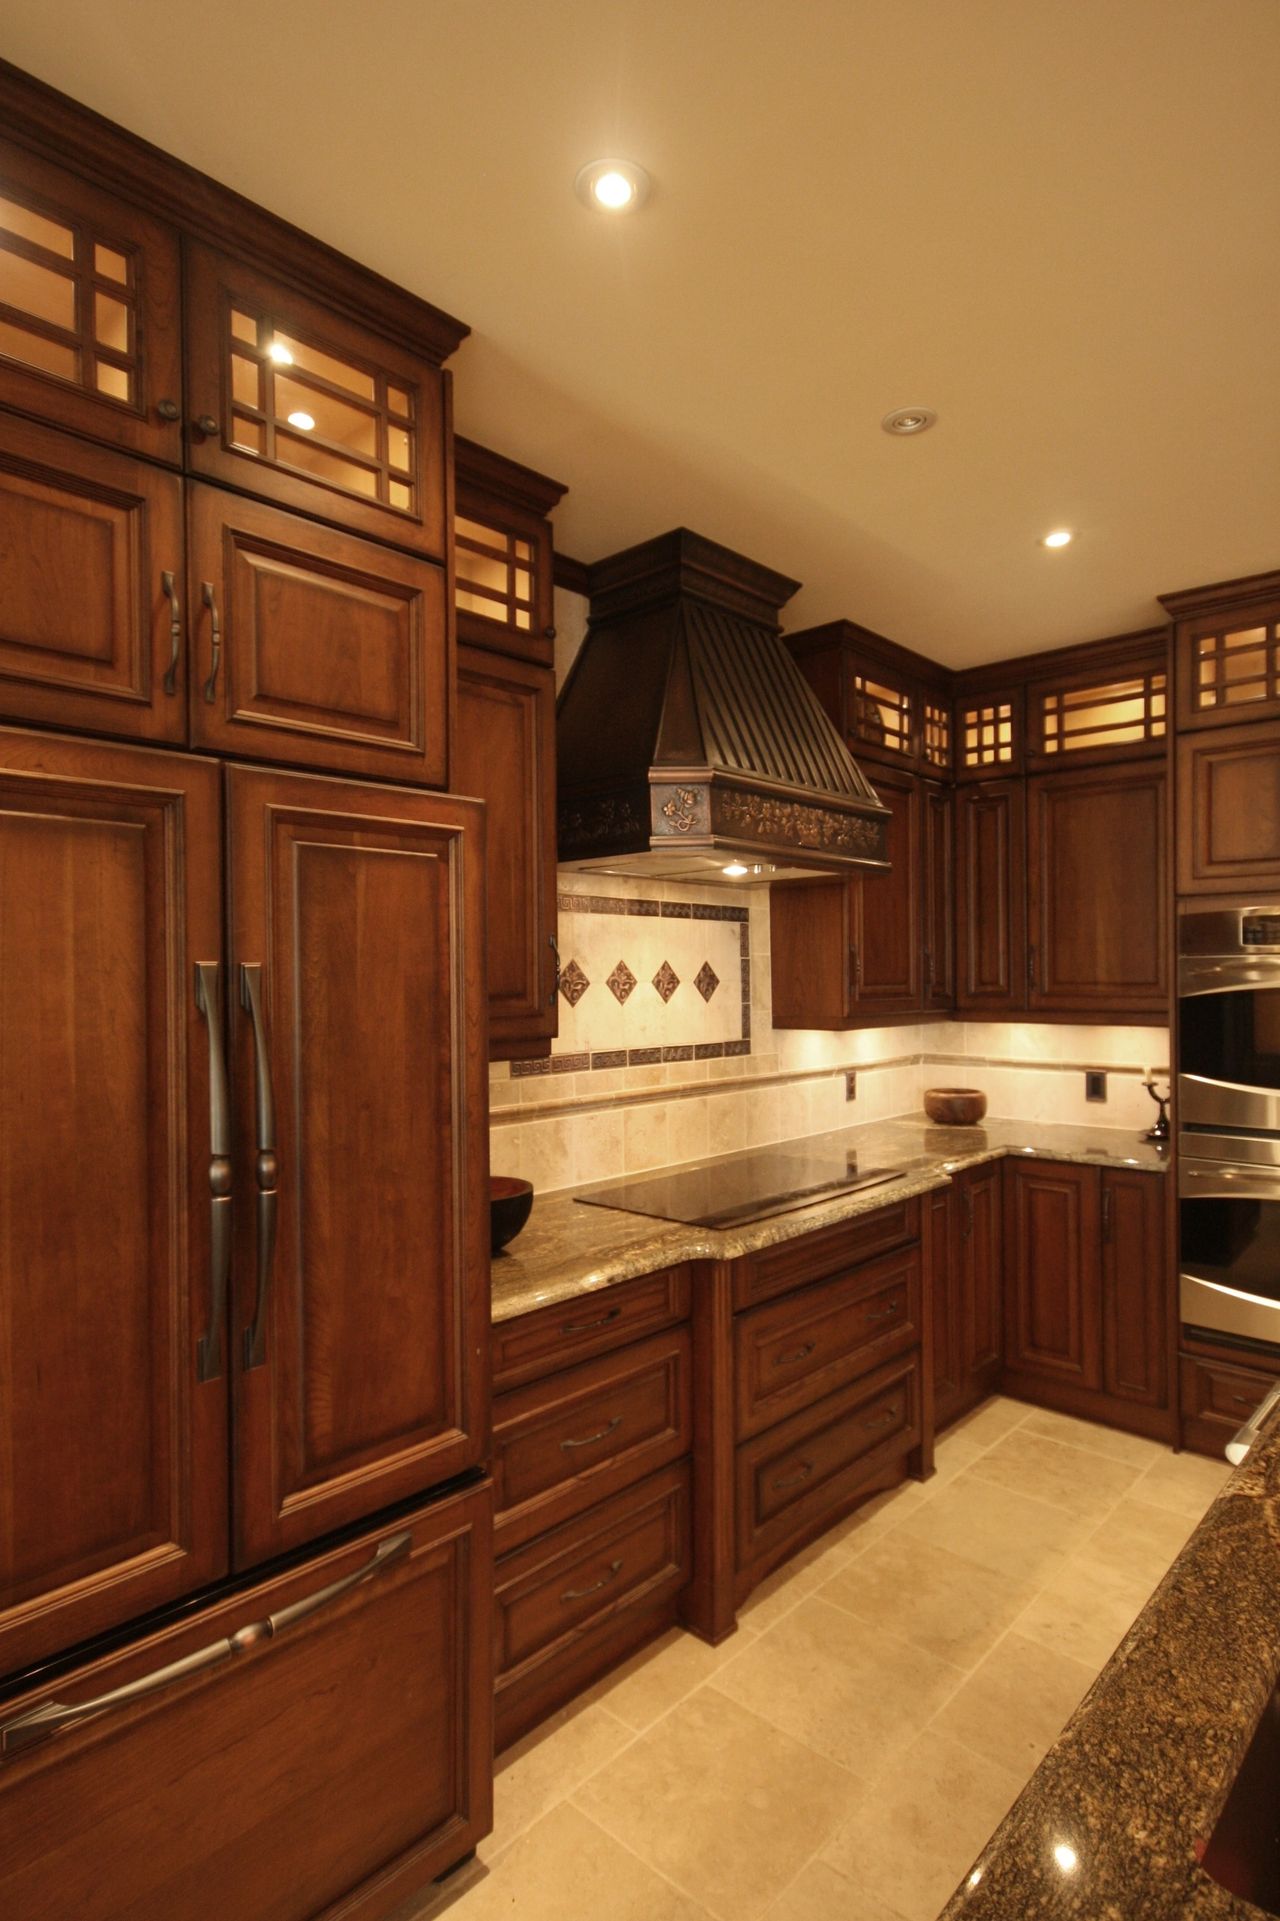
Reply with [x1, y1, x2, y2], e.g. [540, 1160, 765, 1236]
[0, 1481, 493, 1921]
[735, 1245, 921, 1439]
[492, 1267, 691, 1390]
[494, 1329, 691, 1550]
[1180, 1351, 1279, 1454]
[736, 1355, 920, 1572]
[494, 1462, 689, 1685]
[733, 1198, 919, 1310]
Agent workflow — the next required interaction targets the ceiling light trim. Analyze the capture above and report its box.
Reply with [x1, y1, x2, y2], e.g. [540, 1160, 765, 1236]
[574, 157, 652, 213]
[881, 406, 937, 437]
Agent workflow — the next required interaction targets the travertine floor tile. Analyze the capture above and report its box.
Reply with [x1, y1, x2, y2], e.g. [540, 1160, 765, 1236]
[713, 1594, 964, 1771]
[581, 1623, 759, 1732]
[455, 1803, 713, 1921]
[1077, 1497, 1196, 1590]
[965, 1429, 1143, 1520]
[1011, 1552, 1153, 1672]
[1133, 1449, 1233, 1520]
[734, 1529, 863, 1633]
[572, 1685, 861, 1921]
[487, 1698, 634, 1855]
[822, 1732, 1023, 1921]
[931, 1629, 1099, 1772]
[762, 1857, 907, 1921]
[947, 1396, 1030, 1449]
[895, 1470, 1092, 1583]
[822, 1533, 1039, 1670]
[1018, 1406, 1167, 1469]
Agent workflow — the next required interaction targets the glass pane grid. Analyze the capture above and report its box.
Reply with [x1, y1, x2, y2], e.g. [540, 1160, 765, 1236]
[0, 193, 139, 406]
[961, 701, 1014, 768]
[1193, 625, 1280, 711]
[455, 517, 537, 629]
[850, 672, 911, 754]
[1037, 670, 1167, 752]
[923, 700, 951, 768]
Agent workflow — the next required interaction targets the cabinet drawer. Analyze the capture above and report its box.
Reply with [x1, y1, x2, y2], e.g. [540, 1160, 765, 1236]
[0, 1481, 493, 1921]
[492, 1267, 691, 1390]
[493, 1329, 691, 1549]
[735, 1245, 920, 1439]
[733, 1199, 919, 1310]
[1180, 1351, 1279, 1456]
[736, 1354, 920, 1573]
[494, 1462, 689, 1689]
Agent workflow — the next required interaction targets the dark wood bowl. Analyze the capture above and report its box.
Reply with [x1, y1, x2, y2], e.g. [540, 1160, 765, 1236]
[490, 1175, 534, 1253]
[923, 1087, 988, 1127]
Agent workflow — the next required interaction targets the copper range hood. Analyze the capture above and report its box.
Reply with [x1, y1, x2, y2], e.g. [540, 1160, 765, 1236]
[556, 529, 889, 882]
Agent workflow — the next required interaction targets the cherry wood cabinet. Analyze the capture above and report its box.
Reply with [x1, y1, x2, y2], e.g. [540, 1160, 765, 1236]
[454, 436, 563, 666]
[0, 412, 186, 741]
[0, 1482, 493, 1921]
[933, 1162, 1004, 1433]
[0, 135, 182, 463]
[1176, 719, 1280, 894]
[922, 778, 955, 1008]
[226, 765, 489, 1568]
[955, 778, 1027, 1012]
[0, 730, 226, 1675]
[187, 485, 448, 784]
[1101, 1168, 1167, 1410]
[1026, 763, 1168, 1016]
[1180, 1341, 1280, 1458]
[184, 242, 449, 561]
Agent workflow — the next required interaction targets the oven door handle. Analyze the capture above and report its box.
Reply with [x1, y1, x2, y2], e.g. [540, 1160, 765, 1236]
[1179, 956, 1280, 996]
[1179, 1159, 1280, 1203]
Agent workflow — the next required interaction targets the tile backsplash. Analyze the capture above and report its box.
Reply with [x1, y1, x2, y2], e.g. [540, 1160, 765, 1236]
[490, 870, 1169, 1195]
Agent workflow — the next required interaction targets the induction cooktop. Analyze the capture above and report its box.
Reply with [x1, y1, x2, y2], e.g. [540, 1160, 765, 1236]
[576, 1146, 901, 1230]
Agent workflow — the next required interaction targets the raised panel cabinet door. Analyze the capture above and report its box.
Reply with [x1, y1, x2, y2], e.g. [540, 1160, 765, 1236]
[769, 878, 854, 1028]
[454, 644, 557, 1054]
[0, 729, 226, 1672]
[1101, 1171, 1167, 1409]
[922, 779, 955, 1008]
[850, 766, 922, 1009]
[188, 485, 448, 785]
[0, 137, 182, 462]
[184, 241, 448, 560]
[0, 1481, 493, 1921]
[955, 779, 1027, 1012]
[226, 765, 489, 1565]
[0, 412, 186, 741]
[1027, 765, 1168, 1015]
[928, 1183, 963, 1430]
[1177, 721, 1280, 894]
[959, 1163, 1003, 1388]
[1003, 1161, 1102, 1391]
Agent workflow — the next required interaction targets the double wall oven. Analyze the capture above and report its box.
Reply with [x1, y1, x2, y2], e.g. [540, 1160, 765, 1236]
[1179, 901, 1280, 1348]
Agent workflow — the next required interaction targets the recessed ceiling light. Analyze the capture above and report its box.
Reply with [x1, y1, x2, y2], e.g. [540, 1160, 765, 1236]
[1042, 528, 1073, 548]
[267, 339, 293, 366]
[575, 158, 651, 213]
[881, 407, 937, 436]
[287, 410, 316, 432]
[722, 862, 749, 878]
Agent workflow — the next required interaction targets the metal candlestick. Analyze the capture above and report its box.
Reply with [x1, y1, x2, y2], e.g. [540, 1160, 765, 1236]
[1142, 1077, 1170, 1146]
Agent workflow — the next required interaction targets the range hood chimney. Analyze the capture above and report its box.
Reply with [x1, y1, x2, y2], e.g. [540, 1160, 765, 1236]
[557, 529, 889, 882]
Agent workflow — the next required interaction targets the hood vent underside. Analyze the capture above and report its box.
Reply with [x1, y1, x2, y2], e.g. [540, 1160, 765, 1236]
[556, 528, 889, 882]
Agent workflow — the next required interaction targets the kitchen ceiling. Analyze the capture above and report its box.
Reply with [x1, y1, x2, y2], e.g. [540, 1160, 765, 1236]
[6, 0, 1279, 664]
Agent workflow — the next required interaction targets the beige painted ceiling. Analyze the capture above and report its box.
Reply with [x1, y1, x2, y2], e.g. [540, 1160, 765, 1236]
[7, 1, 1279, 663]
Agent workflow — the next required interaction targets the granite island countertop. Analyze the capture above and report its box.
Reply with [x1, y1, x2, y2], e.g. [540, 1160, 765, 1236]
[490, 1115, 1167, 1324]
[938, 1397, 1280, 1920]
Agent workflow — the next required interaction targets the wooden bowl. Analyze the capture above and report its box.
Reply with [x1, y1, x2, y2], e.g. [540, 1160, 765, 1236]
[490, 1176, 534, 1253]
[923, 1087, 988, 1127]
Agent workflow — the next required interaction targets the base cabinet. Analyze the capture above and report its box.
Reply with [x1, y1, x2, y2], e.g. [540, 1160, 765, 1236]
[0, 1481, 493, 1921]
[933, 1163, 1003, 1433]
[1180, 1344, 1280, 1459]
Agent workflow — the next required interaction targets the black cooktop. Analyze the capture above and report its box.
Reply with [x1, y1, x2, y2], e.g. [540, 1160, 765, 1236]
[576, 1146, 900, 1230]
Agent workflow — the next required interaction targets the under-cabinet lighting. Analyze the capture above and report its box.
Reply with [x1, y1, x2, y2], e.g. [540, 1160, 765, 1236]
[267, 339, 293, 366]
[287, 410, 316, 432]
[722, 862, 749, 878]
[1042, 528, 1074, 549]
[575, 158, 651, 213]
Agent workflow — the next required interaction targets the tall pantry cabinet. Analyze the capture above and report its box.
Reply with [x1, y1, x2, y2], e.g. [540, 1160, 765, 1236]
[0, 62, 493, 1921]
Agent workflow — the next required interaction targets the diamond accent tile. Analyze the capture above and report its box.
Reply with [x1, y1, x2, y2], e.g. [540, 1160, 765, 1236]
[652, 960, 680, 1003]
[695, 961, 720, 1002]
[558, 958, 590, 1008]
[607, 959, 637, 1004]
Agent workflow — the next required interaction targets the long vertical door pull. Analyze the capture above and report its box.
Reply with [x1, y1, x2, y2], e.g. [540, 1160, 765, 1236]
[239, 962, 278, 1369]
[194, 962, 231, 1382]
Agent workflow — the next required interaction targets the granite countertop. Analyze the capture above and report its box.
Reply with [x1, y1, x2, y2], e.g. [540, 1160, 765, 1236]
[490, 1115, 1167, 1324]
[939, 1400, 1280, 1920]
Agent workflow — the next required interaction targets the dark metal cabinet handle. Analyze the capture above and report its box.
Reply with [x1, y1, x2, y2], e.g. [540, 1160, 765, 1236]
[194, 962, 231, 1383]
[161, 570, 182, 695]
[864, 1299, 901, 1324]
[1102, 1187, 1114, 1244]
[848, 946, 861, 995]
[923, 948, 934, 992]
[774, 1340, 817, 1368]
[561, 1558, 623, 1604]
[543, 624, 557, 641]
[865, 1406, 899, 1430]
[561, 1415, 622, 1451]
[1027, 943, 1037, 991]
[549, 934, 561, 1007]
[201, 582, 221, 703]
[562, 1306, 621, 1335]
[963, 1189, 974, 1239]
[239, 963, 278, 1370]
[0, 1533, 409, 1757]
[772, 1461, 814, 1491]
[156, 398, 180, 422]
[195, 413, 219, 437]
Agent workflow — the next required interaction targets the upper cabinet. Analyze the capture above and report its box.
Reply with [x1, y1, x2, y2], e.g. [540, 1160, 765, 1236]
[785, 618, 952, 777]
[1163, 569, 1280, 733]
[454, 435, 562, 666]
[0, 138, 182, 462]
[184, 243, 448, 560]
[955, 686, 1023, 780]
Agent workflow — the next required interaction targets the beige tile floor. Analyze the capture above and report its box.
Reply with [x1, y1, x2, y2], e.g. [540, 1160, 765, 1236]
[404, 1398, 1231, 1921]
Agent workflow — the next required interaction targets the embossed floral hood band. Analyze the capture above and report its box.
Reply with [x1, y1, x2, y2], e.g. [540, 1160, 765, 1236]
[556, 529, 890, 882]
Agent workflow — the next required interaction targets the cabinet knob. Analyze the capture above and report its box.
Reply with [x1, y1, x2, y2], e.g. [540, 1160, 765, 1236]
[543, 625, 557, 641]
[156, 398, 180, 422]
[195, 414, 220, 438]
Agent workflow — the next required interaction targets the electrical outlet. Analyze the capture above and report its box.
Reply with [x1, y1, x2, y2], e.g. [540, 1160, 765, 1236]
[845, 1071, 857, 1101]
[1085, 1070, 1107, 1103]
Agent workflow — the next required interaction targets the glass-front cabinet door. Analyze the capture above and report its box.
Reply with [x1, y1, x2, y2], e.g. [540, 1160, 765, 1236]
[184, 241, 447, 560]
[0, 138, 182, 461]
